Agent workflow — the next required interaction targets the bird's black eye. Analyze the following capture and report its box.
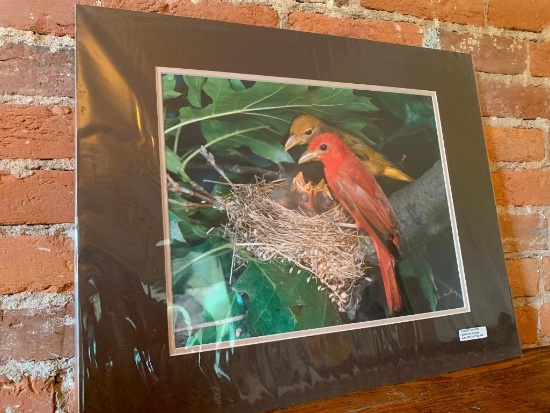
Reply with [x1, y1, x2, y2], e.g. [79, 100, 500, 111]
[320, 144, 328, 151]
[305, 129, 313, 135]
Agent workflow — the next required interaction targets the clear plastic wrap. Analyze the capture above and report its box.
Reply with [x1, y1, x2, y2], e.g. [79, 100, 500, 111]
[76, 6, 521, 412]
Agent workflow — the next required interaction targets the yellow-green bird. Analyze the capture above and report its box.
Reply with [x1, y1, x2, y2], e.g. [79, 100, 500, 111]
[285, 114, 413, 182]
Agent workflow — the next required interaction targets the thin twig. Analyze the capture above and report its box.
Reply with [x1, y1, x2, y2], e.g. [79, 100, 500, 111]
[173, 200, 213, 209]
[200, 146, 235, 187]
[167, 174, 222, 209]
[189, 179, 215, 199]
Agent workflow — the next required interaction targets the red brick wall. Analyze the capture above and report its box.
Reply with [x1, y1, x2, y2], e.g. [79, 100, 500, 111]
[0, 1, 548, 411]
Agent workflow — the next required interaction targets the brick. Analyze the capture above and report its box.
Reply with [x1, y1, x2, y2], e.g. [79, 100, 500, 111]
[0, 304, 74, 362]
[541, 303, 550, 338]
[542, 257, 550, 291]
[0, 43, 74, 98]
[0, 171, 74, 224]
[0, 376, 55, 413]
[288, 12, 423, 46]
[505, 258, 540, 297]
[498, 214, 547, 253]
[0, 235, 73, 294]
[492, 169, 550, 207]
[0, 0, 95, 37]
[478, 79, 550, 119]
[483, 126, 544, 163]
[531, 42, 550, 78]
[0, 105, 74, 159]
[514, 305, 538, 345]
[488, 0, 550, 32]
[440, 32, 527, 75]
[360, 0, 484, 26]
[103, 0, 279, 27]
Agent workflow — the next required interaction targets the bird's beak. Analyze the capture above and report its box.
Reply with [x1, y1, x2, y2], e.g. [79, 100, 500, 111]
[298, 151, 319, 164]
[285, 134, 306, 151]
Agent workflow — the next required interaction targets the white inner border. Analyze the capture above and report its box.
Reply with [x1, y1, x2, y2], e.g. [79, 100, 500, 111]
[155, 67, 470, 357]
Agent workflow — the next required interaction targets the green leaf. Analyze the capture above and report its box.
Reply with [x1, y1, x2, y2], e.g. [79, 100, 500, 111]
[183, 75, 206, 108]
[233, 261, 298, 336]
[166, 77, 378, 138]
[294, 274, 341, 330]
[232, 261, 341, 336]
[186, 286, 245, 346]
[164, 116, 180, 128]
[165, 76, 380, 167]
[165, 147, 182, 174]
[201, 119, 294, 164]
[398, 248, 437, 312]
[171, 241, 246, 347]
[172, 241, 233, 286]
[377, 93, 434, 127]
[162, 74, 182, 99]
[229, 78, 245, 93]
[168, 198, 213, 242]
[210, 182, 232, 197]
[178, 123, 279, 174]
[169, 211, 186, 243]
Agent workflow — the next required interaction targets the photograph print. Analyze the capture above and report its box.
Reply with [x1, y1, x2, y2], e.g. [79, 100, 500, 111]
[156, 68, 469, 355]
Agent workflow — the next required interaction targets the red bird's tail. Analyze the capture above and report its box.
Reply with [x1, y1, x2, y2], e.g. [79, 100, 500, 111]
[372, 238, 402, 315]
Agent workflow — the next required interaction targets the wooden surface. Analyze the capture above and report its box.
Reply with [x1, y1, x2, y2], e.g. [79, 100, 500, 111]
[273, 346, 550, 412]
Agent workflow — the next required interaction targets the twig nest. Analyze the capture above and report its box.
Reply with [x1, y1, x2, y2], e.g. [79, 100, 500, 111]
[220, 179, 370, 313]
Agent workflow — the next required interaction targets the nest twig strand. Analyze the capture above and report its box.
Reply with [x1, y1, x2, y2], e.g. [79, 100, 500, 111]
[221, 180, 369, 313]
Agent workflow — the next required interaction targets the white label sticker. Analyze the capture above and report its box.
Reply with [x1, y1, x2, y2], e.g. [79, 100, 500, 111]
[459, 326, 488, 342]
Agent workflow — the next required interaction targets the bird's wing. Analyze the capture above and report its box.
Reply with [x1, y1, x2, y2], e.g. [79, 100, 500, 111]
[343, 133, 408, 170]
[334, 167, 398, 238]
[324, 122, 396, 167]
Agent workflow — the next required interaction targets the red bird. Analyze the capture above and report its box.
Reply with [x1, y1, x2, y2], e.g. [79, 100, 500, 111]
[298, 133, 402, 314]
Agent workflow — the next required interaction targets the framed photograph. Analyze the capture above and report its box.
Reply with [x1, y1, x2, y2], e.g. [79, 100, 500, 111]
[157, 68, 469, 356]
[76, 5, 521, 413]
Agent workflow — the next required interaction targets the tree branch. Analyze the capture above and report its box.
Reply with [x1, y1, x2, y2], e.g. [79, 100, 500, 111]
[390, 160, 451, 252]
[361, 160, 451, 261]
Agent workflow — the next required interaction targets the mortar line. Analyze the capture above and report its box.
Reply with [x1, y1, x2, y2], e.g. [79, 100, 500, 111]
[490, 160, 550, 169]
[0, 292, 74, 310]
[0, 159, 75, 176]
[537, 257, 548, 310]
[54, 363, 76, 413]
[477, 71, 550, 87]
[0, 95, 75, 106]
[0, 358, 75, 382]
[0, 27, 74, 51]
[504, 251, 550, 260]
[496, 205, 550, 215]
[513, 296, 543, 307]
[0, 158, 75, 165]
[0, 223, 75, 237]
[544, 125, 550, 168]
